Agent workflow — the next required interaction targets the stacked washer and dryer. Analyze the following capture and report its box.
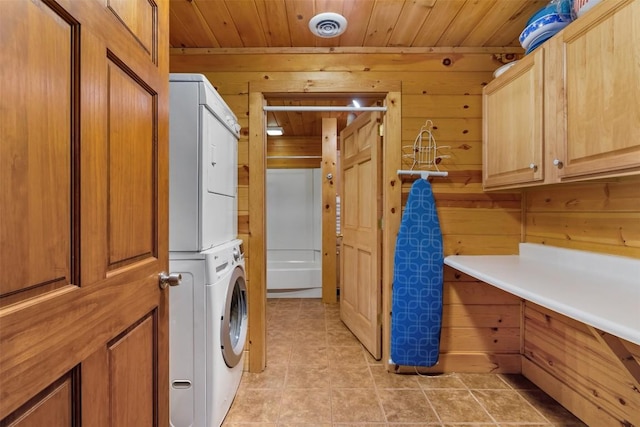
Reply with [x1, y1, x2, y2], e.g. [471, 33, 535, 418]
[168, 74, 247, 427]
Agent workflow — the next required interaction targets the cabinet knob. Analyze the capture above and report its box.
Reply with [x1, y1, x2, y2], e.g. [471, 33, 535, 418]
[529, 163, 537, 171]
[553, 159, 564, 168]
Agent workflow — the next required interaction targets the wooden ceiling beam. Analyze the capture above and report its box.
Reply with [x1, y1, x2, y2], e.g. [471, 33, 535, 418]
[170, 46, 524, 55]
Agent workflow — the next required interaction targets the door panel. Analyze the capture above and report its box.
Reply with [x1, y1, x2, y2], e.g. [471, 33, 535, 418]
[109, 313, 156, 426]
[339, 111, 383, 359]
[106, 0, 155, 57]
[0, 0, 73, 303]
[0, 372, 77, 427]
[0, 0, 169, 423]
[107, 58, 156, 267]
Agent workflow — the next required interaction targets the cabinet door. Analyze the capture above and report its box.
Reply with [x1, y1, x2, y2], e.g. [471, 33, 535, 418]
[483, 49, 545, 189]
[558, 0, 640, 179]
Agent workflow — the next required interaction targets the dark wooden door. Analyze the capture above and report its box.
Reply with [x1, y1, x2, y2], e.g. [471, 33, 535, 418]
[0, 0, 170, 424]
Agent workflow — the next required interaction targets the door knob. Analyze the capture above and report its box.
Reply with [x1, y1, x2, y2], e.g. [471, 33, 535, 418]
[159, 272, 182, 289]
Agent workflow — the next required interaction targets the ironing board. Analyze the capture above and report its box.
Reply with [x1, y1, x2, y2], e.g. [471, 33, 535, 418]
[390, 178, 443, 367]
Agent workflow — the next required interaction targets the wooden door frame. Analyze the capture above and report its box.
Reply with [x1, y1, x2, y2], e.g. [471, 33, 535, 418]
[247, 80, 402, 373]
[321, 118, 338, 304]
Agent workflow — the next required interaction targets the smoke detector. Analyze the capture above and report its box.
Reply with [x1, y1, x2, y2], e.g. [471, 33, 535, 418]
[308, 12, 347, 38]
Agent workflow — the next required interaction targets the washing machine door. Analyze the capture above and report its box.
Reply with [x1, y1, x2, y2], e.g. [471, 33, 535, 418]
[221, 266, 248, 367]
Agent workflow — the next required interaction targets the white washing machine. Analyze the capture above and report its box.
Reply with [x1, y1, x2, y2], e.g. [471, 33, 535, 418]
[169, 239, 247, 427]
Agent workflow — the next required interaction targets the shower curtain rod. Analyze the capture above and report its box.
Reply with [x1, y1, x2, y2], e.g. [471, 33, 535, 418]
[264, 106, 387, 112]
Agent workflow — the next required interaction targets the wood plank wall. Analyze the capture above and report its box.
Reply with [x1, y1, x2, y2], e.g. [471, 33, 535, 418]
[170, 50, 524, 374]
[266, 136, 321, 169]
[170, 51, 640, 423]
[171, 49, 521, 372]
[521, 177, 640, 426]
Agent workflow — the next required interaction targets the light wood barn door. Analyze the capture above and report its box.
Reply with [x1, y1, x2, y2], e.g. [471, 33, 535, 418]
[0, 0, 170, 424]
[339, 111, 383, 359]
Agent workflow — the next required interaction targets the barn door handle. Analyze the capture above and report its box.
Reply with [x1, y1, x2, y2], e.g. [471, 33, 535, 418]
[159, 272, 182, 289]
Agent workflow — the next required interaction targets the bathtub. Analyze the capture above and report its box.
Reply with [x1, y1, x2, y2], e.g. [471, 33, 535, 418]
[267, 258, 322, 298]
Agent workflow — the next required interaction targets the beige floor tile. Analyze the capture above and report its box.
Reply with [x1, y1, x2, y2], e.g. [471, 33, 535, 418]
[267, 343, 292, 366]
[498, 373, 540, 390]
[290, 344, 329, 366]
[424, 389, 494, 424]
[300, 298, 325, 309]
[518, 389, 587, 426]
[278, 424, 331, 427]
[326, 316, 349, 331]
[295, 316, 327, 331]
[369, 365, 420, 389]
[442, 424, 498, 427]
[224, 389, 282, 423]
[268, 330, 297, 347]
[329, 364, 375, 388]
[325, 305, 341, 313]
[388, 424, 441, 427]
[331, 388, 386, 422]
[240, 364, 287, 389]
[268, 317, 297, 331]
[285, 364, 331, 389]
[495, 424, 550, 427]
[377, 389, 439, 423]
[416, 372, 467, 389]
[327, 328, 361, 346]
[273, 298, 303, 308]
[327, 346, 368, 365]
[223, 423, 277, 427]
[472, 390, 547, 424]
[270, 303, 301, 313]
[278, 388, 332, 423]
[299, 308, 327, 320]
[294, 329, 328, 346]
[325, 306, 341, 314]
[334, 424, 387, 427]
[237, 300, 586, 427]
[364, 349, 384, 365]
[457, 373, 511, 390]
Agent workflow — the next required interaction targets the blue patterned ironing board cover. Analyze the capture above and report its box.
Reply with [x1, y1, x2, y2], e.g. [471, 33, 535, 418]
[390, 179, 443, 367]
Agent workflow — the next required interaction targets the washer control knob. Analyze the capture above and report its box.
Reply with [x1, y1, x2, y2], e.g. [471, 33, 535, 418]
[232, 247, 240, 262]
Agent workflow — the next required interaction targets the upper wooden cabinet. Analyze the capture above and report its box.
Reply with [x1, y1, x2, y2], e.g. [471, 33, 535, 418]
[483, 0, 640, 191]
[483, 47, 545, 189]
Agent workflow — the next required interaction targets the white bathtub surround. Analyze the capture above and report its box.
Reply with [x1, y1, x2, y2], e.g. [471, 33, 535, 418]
[267, 169, 322, 298]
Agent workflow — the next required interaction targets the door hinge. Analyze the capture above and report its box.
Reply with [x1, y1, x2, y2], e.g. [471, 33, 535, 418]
[378, 218, 384, 229]
[378, 124, 384, 136]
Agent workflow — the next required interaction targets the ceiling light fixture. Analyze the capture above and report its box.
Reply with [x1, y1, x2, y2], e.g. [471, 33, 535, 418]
[309, 12, 348, 38]
[266, 126, 284, 136]
[352, 100, 361, 108]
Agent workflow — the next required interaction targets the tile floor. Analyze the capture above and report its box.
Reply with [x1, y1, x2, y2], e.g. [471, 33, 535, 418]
[223, 298, 586, 426]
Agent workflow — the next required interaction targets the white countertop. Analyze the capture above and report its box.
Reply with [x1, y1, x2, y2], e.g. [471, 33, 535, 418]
[444, 243, 640, 345]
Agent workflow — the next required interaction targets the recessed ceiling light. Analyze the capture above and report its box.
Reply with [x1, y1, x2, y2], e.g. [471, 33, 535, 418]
[266, 126, 284, 136]
[309, 12, 348, 38]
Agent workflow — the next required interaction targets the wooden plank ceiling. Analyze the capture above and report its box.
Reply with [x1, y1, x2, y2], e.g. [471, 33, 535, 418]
[170, 0, 547, 49]
[170, 0, 547, 137]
